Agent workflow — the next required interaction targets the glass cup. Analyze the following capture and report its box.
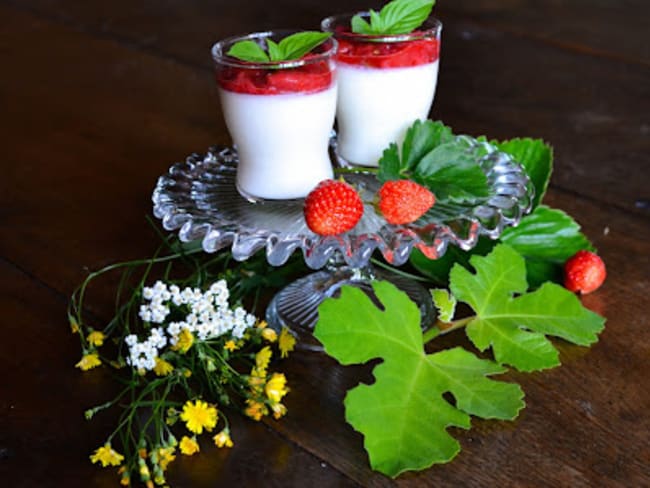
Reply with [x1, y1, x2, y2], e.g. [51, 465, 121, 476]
[322, 14, 442, 167]
[211, 31, 338, 200]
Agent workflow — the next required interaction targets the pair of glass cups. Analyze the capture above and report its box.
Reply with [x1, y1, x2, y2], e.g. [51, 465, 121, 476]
[211, 13, 442, 201]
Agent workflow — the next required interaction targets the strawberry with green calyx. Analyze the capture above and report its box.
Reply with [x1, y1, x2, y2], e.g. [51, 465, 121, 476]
[376, 179, 436, 225]
[563, 250, 606, 294]
[304, 179, 364, 236]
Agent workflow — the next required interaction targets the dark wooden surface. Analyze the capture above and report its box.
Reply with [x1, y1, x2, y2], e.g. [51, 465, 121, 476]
[1, 1, 649, 486]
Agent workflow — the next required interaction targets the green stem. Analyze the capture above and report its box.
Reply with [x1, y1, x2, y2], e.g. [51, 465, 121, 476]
[370, 258, 432, 283]
[334, 166, 379, 175]
[85, 385, 132, 419]
[72, 250, 200, 328]
[422, 315, 475, 344]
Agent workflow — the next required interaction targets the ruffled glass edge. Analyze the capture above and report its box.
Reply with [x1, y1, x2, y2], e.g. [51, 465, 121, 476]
[152, 136, 534, 269]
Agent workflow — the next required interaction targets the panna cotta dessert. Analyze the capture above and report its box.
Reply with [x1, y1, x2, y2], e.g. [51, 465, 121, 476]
[322, 14, 442, 167]
[212, 31, 337, 200]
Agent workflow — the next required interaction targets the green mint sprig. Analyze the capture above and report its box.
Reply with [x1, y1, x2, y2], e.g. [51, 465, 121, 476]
[227, 31, 331, 63]
[351, 0, 436, 36]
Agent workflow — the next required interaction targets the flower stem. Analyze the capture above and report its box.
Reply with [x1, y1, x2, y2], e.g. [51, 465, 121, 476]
[422, 315, 475, 344]
[334, 166, 379, 176]
[370, 258, 432, 283]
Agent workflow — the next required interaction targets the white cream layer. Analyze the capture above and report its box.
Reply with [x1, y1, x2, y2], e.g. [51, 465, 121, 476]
[219, 84, 337, 200]
[335, 61, 439, 167]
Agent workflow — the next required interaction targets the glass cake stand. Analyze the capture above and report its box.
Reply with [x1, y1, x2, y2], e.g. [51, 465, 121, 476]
[153, 136, 534, 349]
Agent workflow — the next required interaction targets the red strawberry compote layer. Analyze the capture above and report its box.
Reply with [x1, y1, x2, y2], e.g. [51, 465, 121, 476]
[322, 16, 441, 167]
[212, 33, 337, 200]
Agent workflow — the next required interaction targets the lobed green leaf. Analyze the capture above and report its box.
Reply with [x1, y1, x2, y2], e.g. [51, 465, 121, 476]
[315, 282, 524, 477]
[450, 244, 605, 372]
[431, 288, 456, 322]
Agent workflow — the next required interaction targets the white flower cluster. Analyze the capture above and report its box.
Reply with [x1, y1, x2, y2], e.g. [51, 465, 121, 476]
[125, 327, 166, 371]
[125, 280, 256, 371]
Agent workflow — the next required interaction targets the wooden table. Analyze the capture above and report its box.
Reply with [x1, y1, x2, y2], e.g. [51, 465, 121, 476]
[2, 1, 649, 486]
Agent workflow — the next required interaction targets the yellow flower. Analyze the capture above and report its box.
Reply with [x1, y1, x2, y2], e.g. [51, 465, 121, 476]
[244, 400, 266, 421]
[278, 327, 296, 358]
[261, 328, 277, 343]
[256, 320, 268, 329]
[213, 429, 234, 448]
[183, 368, 192, 378]
[271, 402, 287, 419]
[255, 346, 272, 375]
[118, 466, 130, 486]
[153, 357, 174, 376]
[180, 399, 217, 434]
[76, 353, 101, 371]
[265, 372, 289, 404]
[156, 446, 176, 471]
[138, 458, 151, 480]
[179, 436, 200, 456]
[248, 372, 265, 393]
[69, 318, 80, 334]
[87, 330, 105, 347]
[90, 443, 124, 467]
[171, 329, 194, 354]
[224, 340, 237, 352]
[109, 359, 125, 369]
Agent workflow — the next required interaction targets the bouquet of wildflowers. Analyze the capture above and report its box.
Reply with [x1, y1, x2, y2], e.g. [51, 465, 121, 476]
[69, 242, 297, 487]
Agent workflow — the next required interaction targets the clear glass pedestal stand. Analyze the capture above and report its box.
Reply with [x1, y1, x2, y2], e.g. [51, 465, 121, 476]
[265, 257, 435, 350]
[153, 139, 533, 350]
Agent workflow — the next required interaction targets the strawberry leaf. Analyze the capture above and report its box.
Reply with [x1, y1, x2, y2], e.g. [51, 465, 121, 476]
[493, 138, 552, 209]
[411, 206, 594, 288]
[450, 244, 605, 372]
[499, 205, 595, 287]
[415, 139, 490, 201]
[411, 236, 495, 285]
[377, 142, 402, 182]
[315, 281, 524, 477]
[401, 119, 454, 172]
[377, 120, 489, 202]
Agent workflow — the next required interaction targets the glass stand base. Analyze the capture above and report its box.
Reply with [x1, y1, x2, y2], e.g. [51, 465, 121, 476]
[265, 265, 435, 351]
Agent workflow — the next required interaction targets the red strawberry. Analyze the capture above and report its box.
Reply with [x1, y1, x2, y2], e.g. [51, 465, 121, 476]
[377, 180, 436, 225]
[304, 179, 364, 236]
[563, 250, 607, 294]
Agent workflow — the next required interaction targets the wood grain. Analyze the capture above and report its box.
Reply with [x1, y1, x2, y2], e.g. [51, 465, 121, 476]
[1, 0, 649, 486]
[4, 1, 648, 216]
